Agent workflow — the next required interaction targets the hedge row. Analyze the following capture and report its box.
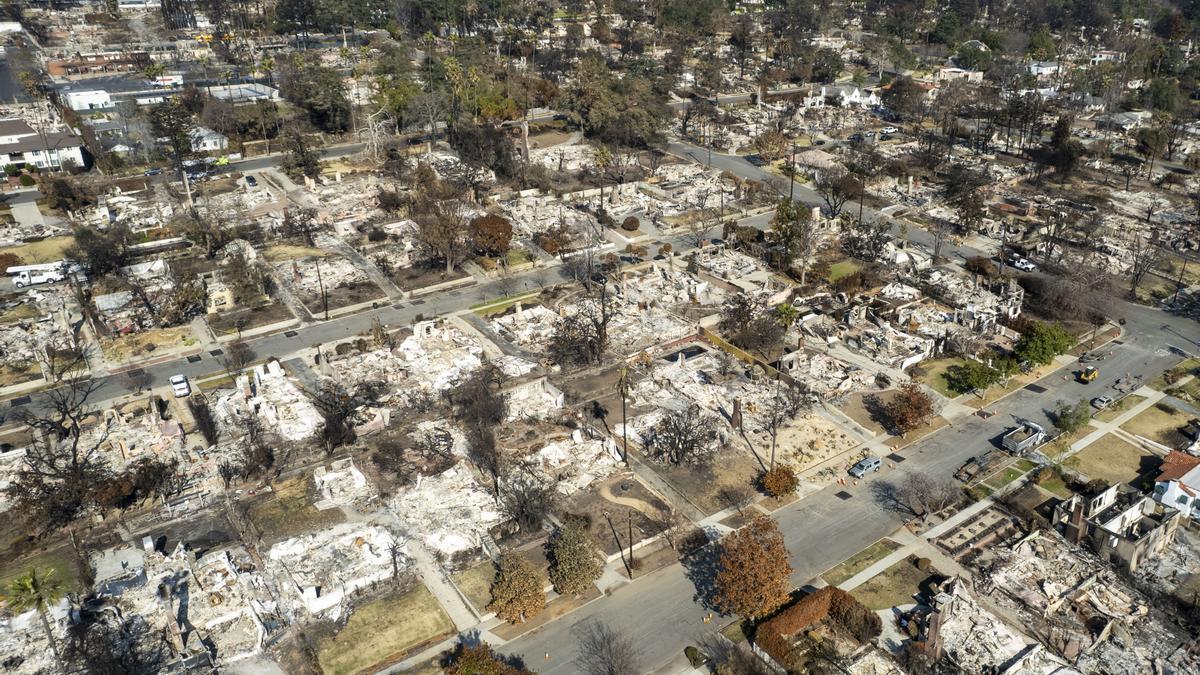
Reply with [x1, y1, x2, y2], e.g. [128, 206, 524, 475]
[755, 587, 881, 666]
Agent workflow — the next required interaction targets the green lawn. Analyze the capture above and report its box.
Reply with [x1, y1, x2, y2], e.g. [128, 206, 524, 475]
[915, 357, 970, 398]
[0, 548, 81, 595]
[821, 538, 903, 587]
[0, 236, 75, 264]
[318, 586, 454, 675]
[470, 291, 539, 315]
[1036, 472, 1073, 499]
[827, 260, 861, 282]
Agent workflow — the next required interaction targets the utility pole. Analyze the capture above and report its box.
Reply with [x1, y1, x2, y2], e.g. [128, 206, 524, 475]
[1174, 256, 1190, 305]
[315, 257, 328, 320]
[789, 140, 796, 201]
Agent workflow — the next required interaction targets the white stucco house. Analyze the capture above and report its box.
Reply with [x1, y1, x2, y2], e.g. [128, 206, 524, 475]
[1027, 61, 1060, 77]
[0, 119, 85, 171]
[1153, 451, 1200, 519]
[189, 126, 229, 153]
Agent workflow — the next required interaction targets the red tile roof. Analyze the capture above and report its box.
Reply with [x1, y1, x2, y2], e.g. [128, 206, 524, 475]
[1157, 451, 1200, 482]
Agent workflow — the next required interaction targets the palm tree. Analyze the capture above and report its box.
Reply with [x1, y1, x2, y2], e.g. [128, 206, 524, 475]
[616, 366, 630, 466]
[7, 567, 67, 673]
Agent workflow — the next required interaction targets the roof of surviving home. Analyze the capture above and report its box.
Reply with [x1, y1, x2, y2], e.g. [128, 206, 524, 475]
[1157, 451, 1200, 482]
[0, 130, 83, 156]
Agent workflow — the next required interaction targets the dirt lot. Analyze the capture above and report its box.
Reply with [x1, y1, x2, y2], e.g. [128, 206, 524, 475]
[849, 557, 938, 610]
[302, 279, 387, 314]
[263, 244, 334, 262]
[317, 585, 454, 675]
[637, 448, 762, 517]
[392, 265, 470, 292]
[839, 390, 896, 437]
[560, 473, 670, 556]
[245, 475, 346, 545]
[1065, 434, 1159, 485]
[208, 301, 296, 336]
[102, 325, 196, 362]
[1120, 402, 1192, 447]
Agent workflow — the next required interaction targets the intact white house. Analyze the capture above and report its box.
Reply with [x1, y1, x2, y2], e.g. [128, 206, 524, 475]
[826, 84, 880, 109]
[935, 67, 984, 83]
[1154, 451, 1200, 519]
[1027, 61, 1060, 77]
[189, 126, 229, 153]
[0, 119, 85, 171]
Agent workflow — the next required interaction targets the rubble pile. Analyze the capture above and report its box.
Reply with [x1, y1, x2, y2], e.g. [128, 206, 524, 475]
[267, 523, 404, 616]
[980, 530, 1199, 673]
[0, 599, 69, 674]
[313, 459, 372, 509]
[777, 348, 876, 397]
[213, 361, 324, 442]
[529, 142, 595, 173]
[504, 377, 566, 420]
[274, 255, 367, 296]
[77, 404, 186, 471]
[92, 541, 280, 666]
[498, 192, 602, 240]
[390, 463, 503, 556]
[525, 430, 621, 496]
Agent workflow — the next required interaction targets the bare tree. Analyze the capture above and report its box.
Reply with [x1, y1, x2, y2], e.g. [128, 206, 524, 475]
[573, 619, 641, 675]
[1127, 234, 1164, 297]
[644, 405, 719, 466]
[762, 383, 810, 470]
[814, 169, 861, 218]
[500, 463, 557, 532]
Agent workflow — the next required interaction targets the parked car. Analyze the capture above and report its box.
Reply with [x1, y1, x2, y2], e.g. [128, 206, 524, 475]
[143, 167, 162, 176]
[880, 133, 894, 141]
[245, 175, 258, 187]
[881, 126, 899, 134]
[849, 456, 882, 478]
[169, 374, 191, 398]
[745, 154, 767, 167]
[1091, 396, 1114, 409]
[1012, 257, 1037, 272]
[848, 133, 864, 142]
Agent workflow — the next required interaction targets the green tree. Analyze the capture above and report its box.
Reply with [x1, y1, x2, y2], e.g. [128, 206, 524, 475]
[487, 553, 545, 624]
[547, 518, 604, 596]
[278, 54, 351, 133]
[771, 198, 817, 284]
[1053, 399, 1093, 434]
[1027, 27, 1056, 61]
[6, 567, 67, 673]
[1014, 321, 1075, 366]
[945, 360, 1004, 395]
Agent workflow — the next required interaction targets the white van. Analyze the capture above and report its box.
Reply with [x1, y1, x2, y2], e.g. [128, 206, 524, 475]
[849, 456, 882, 478]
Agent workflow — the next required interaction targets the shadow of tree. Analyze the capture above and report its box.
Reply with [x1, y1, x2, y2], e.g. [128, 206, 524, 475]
[868, 480, 918, 519]
[680, 540, 723, 612]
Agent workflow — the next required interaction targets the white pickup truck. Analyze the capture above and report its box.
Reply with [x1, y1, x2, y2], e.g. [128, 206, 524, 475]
[12, 268, 66, 288]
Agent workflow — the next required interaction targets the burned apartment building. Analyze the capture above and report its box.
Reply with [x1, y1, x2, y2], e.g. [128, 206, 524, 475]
[1053, 482, 1181, 573]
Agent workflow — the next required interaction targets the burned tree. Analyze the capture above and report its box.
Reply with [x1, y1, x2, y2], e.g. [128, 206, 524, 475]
[548, 283, 617, 367]
[644, 405, 719, 466]
[309, 379, 389, 456]
[719, 293, 784, 356]
[448, 365, 509, 495]
[762, 383, 811, 470]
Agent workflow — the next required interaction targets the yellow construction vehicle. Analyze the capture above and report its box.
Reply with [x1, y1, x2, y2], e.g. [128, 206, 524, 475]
[1078, 366, 1099, 384]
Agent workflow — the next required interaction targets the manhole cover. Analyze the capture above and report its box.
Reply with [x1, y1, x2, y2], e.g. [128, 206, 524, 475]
[9, 395, 31, 407]
[284, 330, 299, 337]
[209, 349, 224, 356]
[1024, 383, 1047, 393]
[886, 453, 905, 463]
[186, 355, 202, 363]
[835, 491, 852, 501]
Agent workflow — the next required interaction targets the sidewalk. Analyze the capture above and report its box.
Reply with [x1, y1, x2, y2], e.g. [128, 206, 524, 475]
[409, 543, 478, 632]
